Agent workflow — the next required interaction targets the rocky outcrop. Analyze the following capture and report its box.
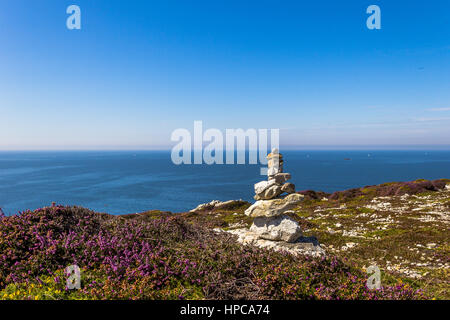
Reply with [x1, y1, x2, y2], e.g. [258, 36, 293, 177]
[220, 228, 324, 257]
[190, 199, 248, 212]
[250, 215, 302, 242]
[190, 200, 222, 212]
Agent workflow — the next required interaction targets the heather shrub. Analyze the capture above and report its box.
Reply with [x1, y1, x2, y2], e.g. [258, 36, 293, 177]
[329, 179, 448, 200]
[297, 190, 330, 200]
[0, 205, 425, 300]
[329, 188, 364, 201]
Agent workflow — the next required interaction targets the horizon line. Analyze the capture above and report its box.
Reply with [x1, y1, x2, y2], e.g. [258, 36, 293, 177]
[1, 145, 450, 152]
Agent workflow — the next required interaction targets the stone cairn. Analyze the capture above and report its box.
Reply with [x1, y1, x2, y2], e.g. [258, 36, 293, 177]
[213, 148, 324, 256]
[254, 148, 295, 200]
[243, 149, 305, 243]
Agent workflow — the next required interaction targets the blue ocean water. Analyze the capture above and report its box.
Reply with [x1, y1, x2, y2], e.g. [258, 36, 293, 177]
[0, 150, 449, 215]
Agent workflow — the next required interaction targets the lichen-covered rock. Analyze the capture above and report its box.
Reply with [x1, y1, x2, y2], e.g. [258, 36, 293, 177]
[244, 193, 304, 217]
[254, 180, 277, 195]
[270, 173, 291, 185]
[250, 215, 302, 242]
[223, 228, 324, 257]
[191, 199, 248, 212]
[190, 200, 222, 212]
[254, 185, 283, 200]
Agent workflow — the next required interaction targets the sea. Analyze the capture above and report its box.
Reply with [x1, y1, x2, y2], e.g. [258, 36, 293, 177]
[0, 150, 449, 215]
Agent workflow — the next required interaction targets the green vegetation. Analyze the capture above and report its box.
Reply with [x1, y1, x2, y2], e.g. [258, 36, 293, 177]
[0, 179, 448, 300]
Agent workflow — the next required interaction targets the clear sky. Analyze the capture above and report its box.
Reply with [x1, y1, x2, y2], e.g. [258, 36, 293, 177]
[0, 0, 449, 150]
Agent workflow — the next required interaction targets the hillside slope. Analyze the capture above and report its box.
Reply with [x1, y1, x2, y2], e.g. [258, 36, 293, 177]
[0, 179, 448, 300]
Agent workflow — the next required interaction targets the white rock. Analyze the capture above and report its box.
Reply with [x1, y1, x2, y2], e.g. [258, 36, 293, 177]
[190, 200, 221, 212]
[341, 242, 357, 251]
[269, 173, 291, 184]
[250, 215, 302, 242]
[254, 180, 277, 194]
[190, 199, 247, 212]
[346, 242, 356, 248]
[268, 166, 283, 176]
[225, 228, 324, 257]
[245, 193, 305, 217]
[213, 199, 247, 210]
[255, 185, 283, 200]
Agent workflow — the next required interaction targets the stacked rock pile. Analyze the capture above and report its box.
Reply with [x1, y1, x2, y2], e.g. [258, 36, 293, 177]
[209, 148, 324, 256]
[244, 149, 305, 243]
[254, 149, 295, 200]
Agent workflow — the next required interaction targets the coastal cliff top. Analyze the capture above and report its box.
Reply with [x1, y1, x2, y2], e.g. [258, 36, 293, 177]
[123, 178, 450, 299]
[0, 179, 448, 300]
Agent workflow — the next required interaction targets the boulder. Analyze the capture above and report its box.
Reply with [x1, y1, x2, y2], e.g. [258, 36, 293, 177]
[250, 214, 302, 243]
[269, 173, 291, 185]
[190, 200, 221, 212]
[191, 199, 248, 212]
[254, 180, 277, 195]
[244, 193, 304, 218]
[255, 185, 283, 200]
[224, 228, 325, 257]
[281, 182, 296, 194]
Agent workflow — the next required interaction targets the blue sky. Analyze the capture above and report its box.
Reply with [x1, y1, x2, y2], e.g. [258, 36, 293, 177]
[0, 0, 449, 150]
